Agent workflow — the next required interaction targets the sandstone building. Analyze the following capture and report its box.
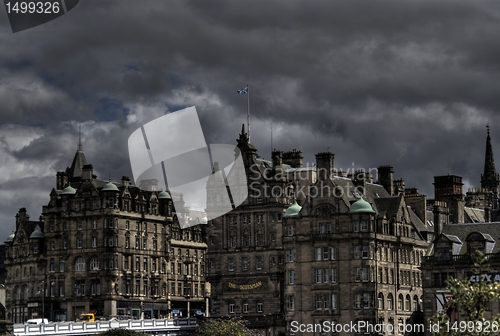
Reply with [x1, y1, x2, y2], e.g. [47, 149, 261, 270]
[207, 126, 431, 336]
[4, 138, 209, 323]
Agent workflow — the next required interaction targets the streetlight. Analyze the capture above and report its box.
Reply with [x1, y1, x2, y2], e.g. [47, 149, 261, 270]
[36, 281, 45, 323]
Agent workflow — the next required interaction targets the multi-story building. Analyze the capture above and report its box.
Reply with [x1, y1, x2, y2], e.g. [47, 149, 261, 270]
[207, 126, 430, 336]
[4, 139, 209, 323]
[422, 127, 500, 335]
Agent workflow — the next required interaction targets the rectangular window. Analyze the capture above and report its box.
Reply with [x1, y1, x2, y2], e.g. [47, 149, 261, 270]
[319, 223, 326, 234]
[228, 258, 235, 271]
[288, 249, 295, 262]
[288, 296, 295, 311]
[230, 236, 236, 248]
[331, 268, 337, 283]
[229, 303, 235, 314]
[315, 247, 322, 261]
[354, 220, 359, 232]
[332, 294, 337, 309]
[330, 247, 336, 260]
[315, 269, 322, 283]
[361, 220, 368, 232]
[257, 234, 264, 246]
[256, 256, 263, 270]
[363, 293, 371, 308]
[135, 257, 140, 271]
[315, 295, 323, 310]
[77, 238, 82, 249]
[362, 245, 369, 259]
[243, 302, 249, 313]
[362, 267, 369, 282]
[323, 247, 329, 260]
[289, 270, 295, 284]
[323, 268, 329, 282]
[257, 302, 263, 313]
[242, 257, 248, 271]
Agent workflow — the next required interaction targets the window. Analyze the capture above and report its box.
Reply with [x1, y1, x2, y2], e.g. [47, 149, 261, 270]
[135, 257, 140, 271]
[230, 236, 236, 248]
[289, 270, 295, 284]
[256, 256, 263, 270]
[363, 293, 371, 308]
[229, 302, 235, 314]
[50, 241, 55, 250]
[228, 258, 235, 271]
[75, 257, 86, 271]
[92, 237, 97, 248]
[77, 237, 82, 248]
[288, 225, 294, 236]
[323, 268, 329, 282]
[315, 269, 322, 283]
[288, 296, 295, 311]
[387, 293, 393, 310]
[319, 222, 326, 233]
[50, 258, 55, 272]
[315, 247, 322, 261]
[90, 256, 100, 270]
[362, 245, 369, 258]
[243, 234, 250, 247]
[143, 258, 148, 272]
[242, 257, 248, 271]
[378, 293, 384, 309]
[398, 294, 403, 310]
[257, 302, 263, 313]
[331, 268, 337, 283]
[413, 295, 419, 311]
[125, 237, 130, 249]
[257, 234, 264, 246]
[361, 220, 368, 232]
[243, 301, 249, 313]
[59, 259, 64, 272]
[330, 247, 336, 260]
[405, 294, 411, 311]
[288, 249, 295, 262]
[332, 294, 337, 309]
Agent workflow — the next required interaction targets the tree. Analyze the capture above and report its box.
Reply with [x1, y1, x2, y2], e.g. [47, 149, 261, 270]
[430, 251, 500, 336]
[196, 317, 260, 336]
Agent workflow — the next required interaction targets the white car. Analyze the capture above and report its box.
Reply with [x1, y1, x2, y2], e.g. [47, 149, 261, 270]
[26, 318, 49, 325]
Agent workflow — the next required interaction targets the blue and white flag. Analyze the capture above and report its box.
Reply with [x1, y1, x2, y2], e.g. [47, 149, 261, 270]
[237, 86, 248, 94]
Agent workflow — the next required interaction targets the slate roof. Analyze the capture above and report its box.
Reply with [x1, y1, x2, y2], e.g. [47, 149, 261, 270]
[437, 221, 500, 254]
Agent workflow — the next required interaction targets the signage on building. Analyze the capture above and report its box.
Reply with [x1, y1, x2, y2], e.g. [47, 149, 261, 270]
[468, 273, 500, 282]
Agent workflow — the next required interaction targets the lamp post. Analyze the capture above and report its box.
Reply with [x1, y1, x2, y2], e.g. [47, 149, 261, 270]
[41, 280, 45, 323]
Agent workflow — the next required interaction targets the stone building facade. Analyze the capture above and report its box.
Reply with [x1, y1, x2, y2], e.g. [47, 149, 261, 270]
[4, 140, 209, 322]
[207, 126, 430, 336]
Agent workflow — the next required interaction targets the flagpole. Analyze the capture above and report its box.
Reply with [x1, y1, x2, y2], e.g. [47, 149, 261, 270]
[247, 84, 250, 142]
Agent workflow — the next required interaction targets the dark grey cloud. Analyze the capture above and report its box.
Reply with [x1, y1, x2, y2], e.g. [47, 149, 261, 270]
[1, 0, 500, 239]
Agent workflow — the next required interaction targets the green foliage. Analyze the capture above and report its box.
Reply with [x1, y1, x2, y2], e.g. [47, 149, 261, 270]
[196, 317, 260, 336]
[98, 328, 149, 336]
[430, 251, 500, 336]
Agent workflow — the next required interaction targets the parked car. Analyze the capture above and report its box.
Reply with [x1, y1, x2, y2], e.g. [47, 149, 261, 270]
[26, 318, 48, 325]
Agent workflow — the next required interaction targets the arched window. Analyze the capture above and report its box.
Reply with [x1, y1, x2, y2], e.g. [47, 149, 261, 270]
[397, 294, 403, 310]
[413, 295, 419, 311]
[15, 286, 21, 301]
[405, 294, 411, 311]
[23, 285, 29, 300]
[90, 256, 100, 270]
[378, 293, 384, 309]
[75, 257, 86, 271]
[387, 293, 393, 310]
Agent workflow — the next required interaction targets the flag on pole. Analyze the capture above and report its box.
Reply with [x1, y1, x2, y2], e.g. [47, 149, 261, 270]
[237, 86, 248, 94]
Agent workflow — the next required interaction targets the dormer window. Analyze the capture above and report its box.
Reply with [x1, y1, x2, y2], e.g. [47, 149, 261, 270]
[436, 247, 451, 261]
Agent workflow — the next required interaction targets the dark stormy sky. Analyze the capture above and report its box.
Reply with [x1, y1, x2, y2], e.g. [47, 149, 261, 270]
[1, 0, 500, 240]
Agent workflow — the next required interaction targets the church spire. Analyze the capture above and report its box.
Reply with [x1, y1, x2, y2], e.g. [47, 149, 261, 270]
[78, 124, 82, 152]
[481, 124, 499, 201]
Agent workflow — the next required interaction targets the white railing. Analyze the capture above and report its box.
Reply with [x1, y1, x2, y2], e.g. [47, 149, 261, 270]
[13, 318, 198, 336]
